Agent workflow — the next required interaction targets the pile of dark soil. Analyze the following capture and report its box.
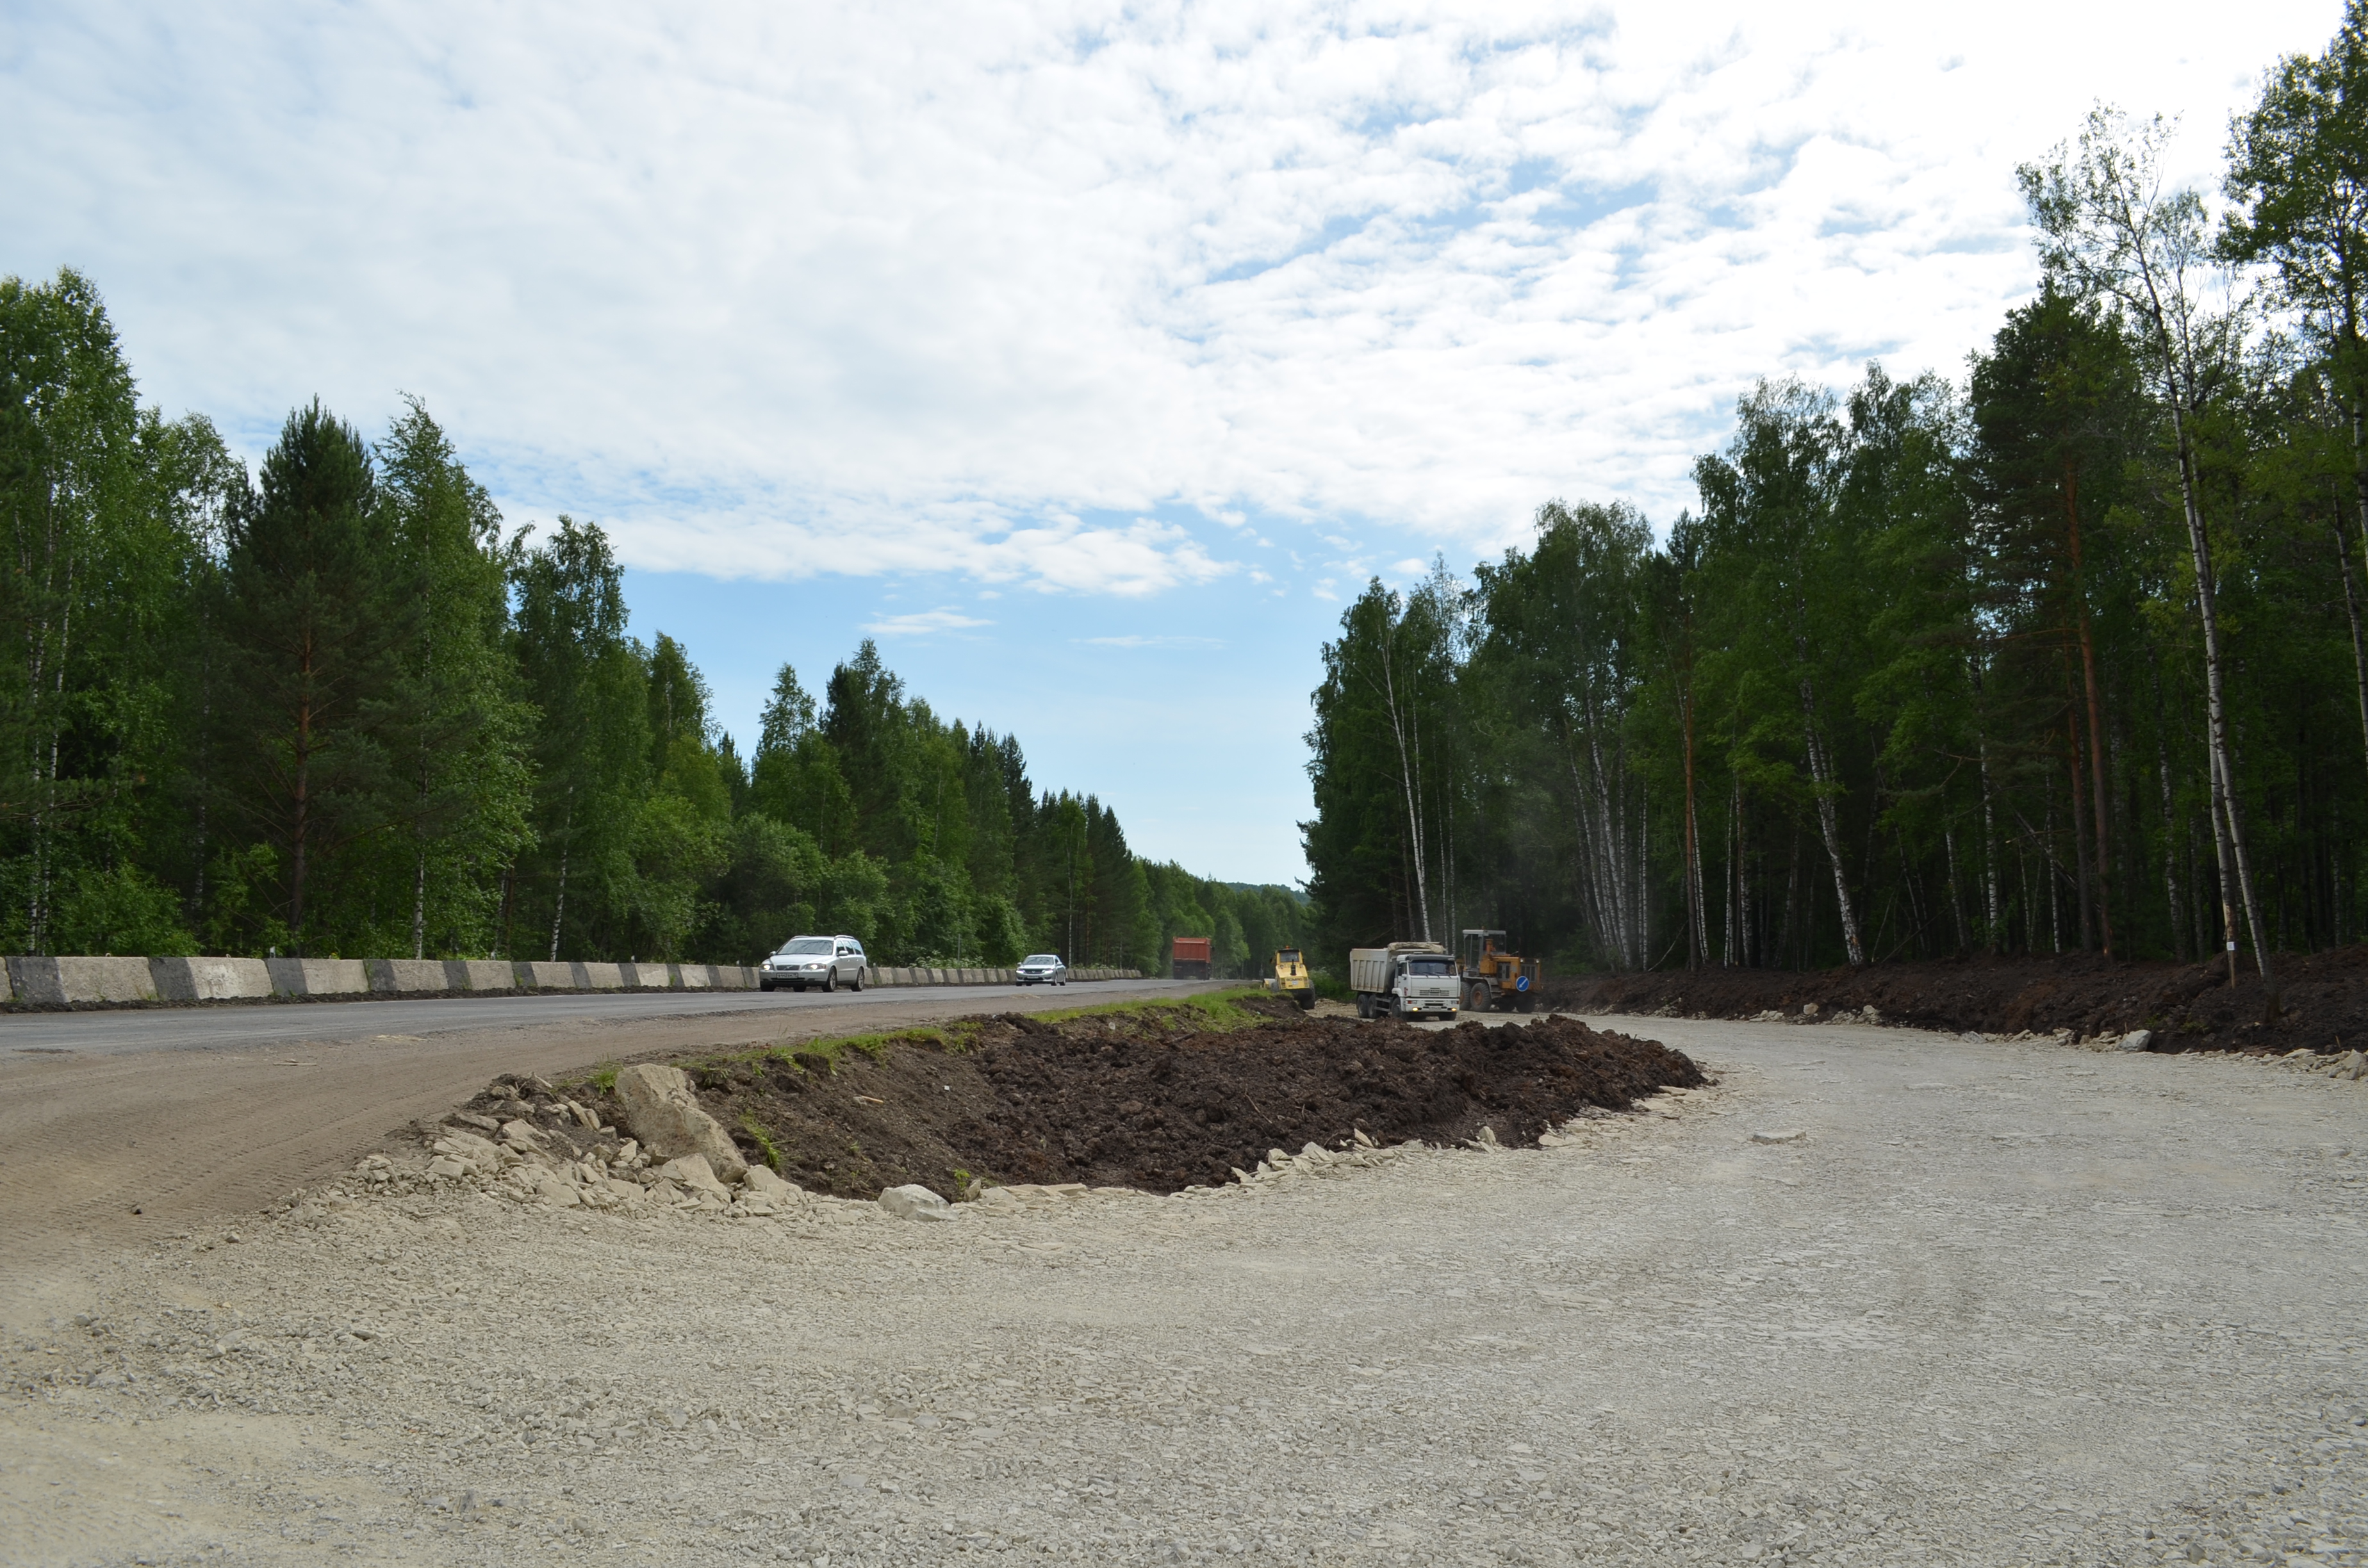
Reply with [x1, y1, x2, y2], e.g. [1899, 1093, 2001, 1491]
[1536, 945, 2368, 1054]
[559, 997, 1704, 1201]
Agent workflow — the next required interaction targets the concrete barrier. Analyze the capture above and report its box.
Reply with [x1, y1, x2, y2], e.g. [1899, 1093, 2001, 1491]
[3, 950, 1088, 1008]
[452, 960, 509, 992]
[8, 956, 162, 1004]
[261, 958, 367, 997]
[152, 956, 273, 1000]
[846, 964, 1140, 988]
[368, 959, 447, 995]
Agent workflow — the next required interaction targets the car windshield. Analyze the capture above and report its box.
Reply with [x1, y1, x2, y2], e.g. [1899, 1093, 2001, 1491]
[1023, 954, 1060, 965]
[1405, 958, 1453, 976]
[777, 938, 834, 956]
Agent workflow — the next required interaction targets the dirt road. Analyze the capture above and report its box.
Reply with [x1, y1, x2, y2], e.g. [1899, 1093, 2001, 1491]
[5, 1015, 2362, 1566]
[0, 979, 1216, 1325]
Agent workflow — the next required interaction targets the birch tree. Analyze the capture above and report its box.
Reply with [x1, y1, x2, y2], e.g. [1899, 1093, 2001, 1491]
[2021, 108, 2274, 992]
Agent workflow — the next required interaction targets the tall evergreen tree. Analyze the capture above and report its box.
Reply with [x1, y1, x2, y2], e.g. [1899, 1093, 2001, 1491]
[215, 401, 414, 951]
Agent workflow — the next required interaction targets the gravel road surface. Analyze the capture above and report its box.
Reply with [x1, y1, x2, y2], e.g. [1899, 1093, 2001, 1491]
[0, 979, 1217, 1321]
[4, 1015, 2363, 1568]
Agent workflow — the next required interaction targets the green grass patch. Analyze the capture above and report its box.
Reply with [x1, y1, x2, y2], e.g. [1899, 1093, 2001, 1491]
[1036, 985, 1276, 1033]
[741, 1116, 785, 1172]
[691, 1026, 953, 1076]
[670, 987, 1277, 1082]
[586, 1065, 620, 1093]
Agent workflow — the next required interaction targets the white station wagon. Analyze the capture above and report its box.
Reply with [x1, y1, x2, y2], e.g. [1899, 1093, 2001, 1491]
[759, 935, 866, 993]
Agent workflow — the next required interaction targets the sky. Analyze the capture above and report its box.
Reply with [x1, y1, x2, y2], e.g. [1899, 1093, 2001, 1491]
[1, 0, 2342, 884]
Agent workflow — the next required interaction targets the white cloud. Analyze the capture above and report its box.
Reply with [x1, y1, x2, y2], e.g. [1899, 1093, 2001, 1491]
[862, 607, 994, 637]
[996, 518, 1234, 596]
[0, 0, 2334, 582]
[1079, 634, 1225, 649]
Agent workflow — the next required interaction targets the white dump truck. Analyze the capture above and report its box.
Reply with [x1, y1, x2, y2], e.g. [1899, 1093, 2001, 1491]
[1348, 942, 1460, 1020]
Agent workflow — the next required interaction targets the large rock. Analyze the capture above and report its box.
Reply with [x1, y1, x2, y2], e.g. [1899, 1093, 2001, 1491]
[613, 1065, 748, 1182]
[656, 1154, 732, 1196]
[879, 1184, 954, 1221]
[2115, 1029, 2155, 1053]
[743, 1165, 800, 1199]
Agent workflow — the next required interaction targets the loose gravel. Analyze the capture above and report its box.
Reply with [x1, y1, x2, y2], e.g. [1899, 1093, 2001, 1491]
[4, 1015, 2364, 1567]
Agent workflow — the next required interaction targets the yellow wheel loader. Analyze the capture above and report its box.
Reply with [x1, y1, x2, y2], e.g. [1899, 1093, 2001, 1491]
[1459, 929, 1540, 1013]
[1266, 946, 1316, 1010]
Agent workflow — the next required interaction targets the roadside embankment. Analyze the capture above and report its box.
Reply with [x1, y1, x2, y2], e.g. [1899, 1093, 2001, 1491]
[0, 954, 1141, 1011]
[1537, 945, 2368, 1054]
[414, 992, 1709, 1207]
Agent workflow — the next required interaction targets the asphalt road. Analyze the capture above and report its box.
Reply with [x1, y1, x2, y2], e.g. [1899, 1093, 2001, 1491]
[3, 976, 1194, 1059]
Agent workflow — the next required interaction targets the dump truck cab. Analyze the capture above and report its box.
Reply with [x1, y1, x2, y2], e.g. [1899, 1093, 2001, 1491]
[1348, 942, 1459, 1020]
[1267, 947, 1315, 1010]
[1459, 929, 1539, 1013]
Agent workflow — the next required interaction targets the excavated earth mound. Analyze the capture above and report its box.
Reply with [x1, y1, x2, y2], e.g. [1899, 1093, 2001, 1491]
[1536, 944, 2368, 1054]
[555, 998, 1704, 1202]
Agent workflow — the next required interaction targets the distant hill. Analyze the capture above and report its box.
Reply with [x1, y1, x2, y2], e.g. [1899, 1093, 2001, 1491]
[1224, 881, 1309, 906]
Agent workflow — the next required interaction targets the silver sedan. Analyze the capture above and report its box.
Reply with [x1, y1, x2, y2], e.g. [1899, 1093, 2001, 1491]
[1014, 954, 1069, 986]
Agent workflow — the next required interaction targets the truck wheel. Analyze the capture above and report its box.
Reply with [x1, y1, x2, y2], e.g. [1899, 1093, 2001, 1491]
[1355, 993, 1372, 1020]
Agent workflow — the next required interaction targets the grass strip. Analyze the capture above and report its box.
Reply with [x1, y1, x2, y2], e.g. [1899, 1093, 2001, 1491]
[564, 988, 1278, 1100]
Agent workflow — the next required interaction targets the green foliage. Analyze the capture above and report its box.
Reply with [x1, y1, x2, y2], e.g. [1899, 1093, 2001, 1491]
[1304, 78, 2368, 974]
[52, 863, 195, 956]
[740, 1116, 785, 1173]
[0, 269, 1233, 963]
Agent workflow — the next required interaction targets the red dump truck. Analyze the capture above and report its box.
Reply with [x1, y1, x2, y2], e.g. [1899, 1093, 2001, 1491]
[1172, 936, 1212, 979]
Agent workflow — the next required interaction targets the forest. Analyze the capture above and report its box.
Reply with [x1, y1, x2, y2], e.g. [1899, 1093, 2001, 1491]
[0, 277, 1302, 972]
[1306, 13, 2368, 994]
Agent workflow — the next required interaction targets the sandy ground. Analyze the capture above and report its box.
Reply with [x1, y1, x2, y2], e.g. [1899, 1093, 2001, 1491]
[0, 981, 1216, 1328]
[3, 1016, 2364, 1567]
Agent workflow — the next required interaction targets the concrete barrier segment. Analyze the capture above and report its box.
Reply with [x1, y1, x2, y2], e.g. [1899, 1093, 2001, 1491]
[46, 956, 159, 1002]
[152, 956, 272, 1000]
[4, 952, 1142, 1006]
[453, 960, 511, 992]
[370, 958, 451, 995]
[7, 957, 61, 1004]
